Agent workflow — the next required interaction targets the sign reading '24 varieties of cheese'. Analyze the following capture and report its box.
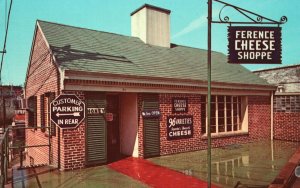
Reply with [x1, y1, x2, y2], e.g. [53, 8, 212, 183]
[228, 26, 282, 64]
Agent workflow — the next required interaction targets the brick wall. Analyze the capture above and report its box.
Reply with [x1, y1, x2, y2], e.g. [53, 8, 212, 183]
[138, 93, 272, 157]
[248, 96, 271, 139]
[25, 25, 59, 167]
[274, 112, 300, 142]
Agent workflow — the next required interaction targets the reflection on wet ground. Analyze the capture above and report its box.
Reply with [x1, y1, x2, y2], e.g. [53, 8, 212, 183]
[12, 166, 148, 188]
[149, 139, 300, 188]
[10, 139, 300, 188]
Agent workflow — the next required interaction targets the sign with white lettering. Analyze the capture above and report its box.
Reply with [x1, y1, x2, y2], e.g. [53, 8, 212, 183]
[167, 115, 193, 140]
[172, 98, 188, 113]
[50, 94, 85, 129]
[87, 107, 105, 115]
[142, 110, 161, 118]
[228, 26, 282, 64]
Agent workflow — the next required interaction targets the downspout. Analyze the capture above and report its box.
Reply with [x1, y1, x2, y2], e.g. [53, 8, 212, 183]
[271, 91, 274, 140]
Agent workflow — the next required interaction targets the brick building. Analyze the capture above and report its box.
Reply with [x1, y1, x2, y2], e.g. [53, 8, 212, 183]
[0, 85, 23, 125]
[24, 4, 275, 170]
[254, 64, 300, 142]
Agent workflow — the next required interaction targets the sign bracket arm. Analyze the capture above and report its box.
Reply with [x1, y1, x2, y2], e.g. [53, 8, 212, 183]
[212, 0, 287, 25]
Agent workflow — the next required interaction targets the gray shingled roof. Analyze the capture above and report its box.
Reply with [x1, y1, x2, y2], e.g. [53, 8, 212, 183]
[38, 20, 270, 86]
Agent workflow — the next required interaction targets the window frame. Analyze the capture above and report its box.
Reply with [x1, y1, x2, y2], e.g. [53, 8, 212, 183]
[202, 95, 248, 136]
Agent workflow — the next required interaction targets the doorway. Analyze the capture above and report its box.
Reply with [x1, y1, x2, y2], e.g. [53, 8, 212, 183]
[106, 94, 121, 162]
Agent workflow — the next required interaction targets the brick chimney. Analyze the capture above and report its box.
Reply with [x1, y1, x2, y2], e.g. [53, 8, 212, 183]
[131, 4, 171, 48]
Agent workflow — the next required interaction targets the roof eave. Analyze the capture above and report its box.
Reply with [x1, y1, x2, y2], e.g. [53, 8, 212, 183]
[63, 69, 276, 92]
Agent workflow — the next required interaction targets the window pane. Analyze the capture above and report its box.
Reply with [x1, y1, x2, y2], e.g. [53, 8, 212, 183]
[233, 116, 238, 131]
[218, 102, 224, 110]
[226, 117, 232, 125]
[233, 107, 237, 116]
[211, 125, 216, 133]
[211, 117, 216, 126]
[227, 124, 232, 131]
[219, 125, 225, 132]
[219, 117, 224, 126]
[211, 95, 216, 103]
[218, 96, 224, 103]
[219, 110, 224, 117]
[233, 96, 237, 103]
[211, 103, 216, 117]
[226, 96, 231, 102]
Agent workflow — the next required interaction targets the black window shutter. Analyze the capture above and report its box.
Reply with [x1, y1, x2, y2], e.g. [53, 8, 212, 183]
[40, 94, 45, 132]
[33, 96, 37, 130]
[49, 92, 56, 136]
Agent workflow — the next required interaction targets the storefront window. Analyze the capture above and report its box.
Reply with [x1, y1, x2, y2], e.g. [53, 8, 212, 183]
[201, 95, 246, 135]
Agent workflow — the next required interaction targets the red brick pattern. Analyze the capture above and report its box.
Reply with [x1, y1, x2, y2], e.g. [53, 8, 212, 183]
[137, 95, 144, 157]
[25, 26, 59, 167]
[248, 96, 271, 139]
[274, 112, 300, 142]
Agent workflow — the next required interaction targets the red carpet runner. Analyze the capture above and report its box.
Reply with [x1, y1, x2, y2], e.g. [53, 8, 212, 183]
[108, 157, 220, 188]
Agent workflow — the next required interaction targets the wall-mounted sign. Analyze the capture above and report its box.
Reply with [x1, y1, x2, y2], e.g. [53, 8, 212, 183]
[105, 113, 114, 122]
[87, 107, 105, 115]
[172, 98, 188, 113]
[142, 110, 161, 118]
[167, 115, 193, 140]
[228, 26, 282, 64]
[50, 94, 85, 129]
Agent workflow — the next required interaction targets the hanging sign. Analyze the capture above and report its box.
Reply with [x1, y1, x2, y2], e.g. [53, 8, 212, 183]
[172, 98, 188, 113]
[167, 115, 193, 140]
[228, 26, 282, 64]
[50, 94, 85, 129]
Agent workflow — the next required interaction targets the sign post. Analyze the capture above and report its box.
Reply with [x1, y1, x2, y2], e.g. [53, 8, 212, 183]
[50, 94, 85, 129]
[207, 0, 287, 187]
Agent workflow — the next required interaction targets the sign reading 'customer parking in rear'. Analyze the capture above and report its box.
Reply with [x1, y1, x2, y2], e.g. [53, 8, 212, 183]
[50, 94, 85, 129]
[228, 26, 282, 64]
[167, 115, 193, 140]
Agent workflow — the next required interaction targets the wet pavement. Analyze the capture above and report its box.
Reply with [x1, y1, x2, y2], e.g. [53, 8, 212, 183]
[149, 139, 300, 188]
[8, 139, 300, 188]
[11, 165, 148, 188]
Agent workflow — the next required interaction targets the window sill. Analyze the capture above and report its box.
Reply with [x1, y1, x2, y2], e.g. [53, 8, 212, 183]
[201, 131, 248, 139]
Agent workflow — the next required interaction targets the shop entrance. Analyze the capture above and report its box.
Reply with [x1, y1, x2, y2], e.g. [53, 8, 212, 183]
[106, 94, 121, 162]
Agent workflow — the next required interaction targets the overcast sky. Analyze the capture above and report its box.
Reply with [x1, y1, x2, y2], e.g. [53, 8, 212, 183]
[0, 0, 299, 85]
